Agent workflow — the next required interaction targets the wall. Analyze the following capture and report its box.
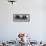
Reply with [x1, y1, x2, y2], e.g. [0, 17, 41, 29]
[0, 0, 46, 41]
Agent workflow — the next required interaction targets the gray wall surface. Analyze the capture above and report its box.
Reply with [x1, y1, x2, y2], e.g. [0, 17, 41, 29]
[0, 0, 46, 41]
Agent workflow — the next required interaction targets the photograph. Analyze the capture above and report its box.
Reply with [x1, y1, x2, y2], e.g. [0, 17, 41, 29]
[0, 0, 46, 46]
